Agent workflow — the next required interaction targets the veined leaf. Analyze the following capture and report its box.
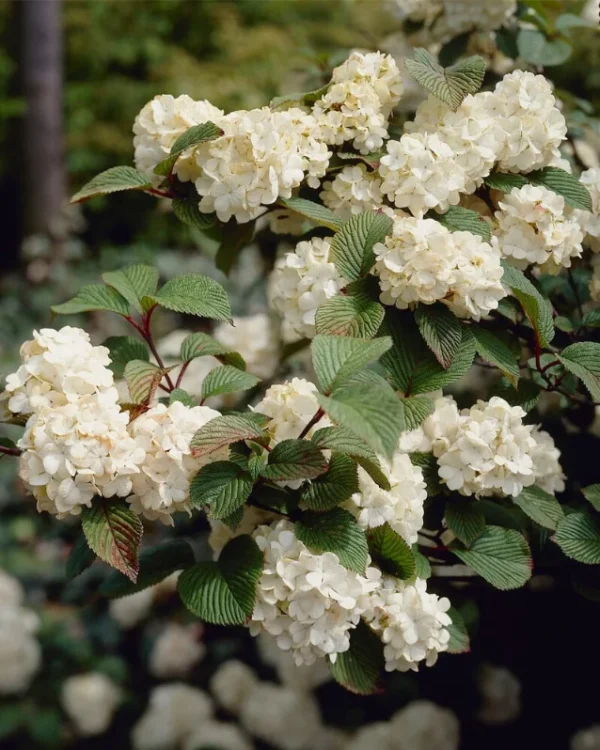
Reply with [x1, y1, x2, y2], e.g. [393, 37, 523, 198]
[330, 210, 393, 282]
[583, 484, 600, 512]
[311, 334, 392, 393]
[262, 439, 328, 482]
[484, 172, 528, 192]
[104, 336, 149, 378]
[427, 205, 491, 241]
[296, 508, 368, 573]
[500, 262, 554, 348]
[315, 294, 384, 339]
[201, 366, 260, 401]
[172, 198, 216, 231]
[405, 49, 485, 110]
[51, 284, 129, 316]
[82, 502, 143, 583]
[277, 196, 343, 232]
[180, 331, 245, 370]
[329, 620, 384, 694]
[190, 461, 254, 519]
[169, 388, 194, 406]
[147, 274, 231, 321]
[401, 396, 434, 431]
[154, 121, 223, 176]
[300, 453, 359, 511]
[71, 166, 152, 203]
[513, 485, 564, 531]
[124, 360, 165, 404]
[527, 167, 592, 212]
[190, 414, 268, 458]
[558, 342, 600, 401]
[554, 513, 600, 565]
[447, 606, 470, 654]
[368, 523, 415, 579]
[472, 327, 520, 387]
[102, 264, 159, 314]
[445, 500, 486, 546]
[216, 219, 256, 276]
[415, 304, 462, 369]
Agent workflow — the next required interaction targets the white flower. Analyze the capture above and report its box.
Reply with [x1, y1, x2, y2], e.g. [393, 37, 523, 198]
[478, 664, 521, 724]
[249, 520, 381, 666]
[109, 587, 156, 629]
[133, 94, 225, 182]
[572, 726, 600, 750]
[266, 207, 307, 236]
[210, 660, 258, 714]
[346, 722, 394, 750]
[268, 237, 346, 341]
[256, 632, 332, 691]
[0, 569, 25, 607]
[579, 168, 600, 251]
[254, 378, 329, 445]
[399, 395, 461, 455]
[442, 0, 516, 34]
[390, 700, 460, 750]
[61, 672, 122, 736]
[320, 164, 384, 219]
[494, 185, 584, 272]
[208, 506, 277, 557]
[386, 0, 443, 24]
[183, 721, 253, 750]
[149, 623, 205, 679]
[530, 426, 565, 495]
[0, 572, 41, 695]
[365, 577, 451, 672]
[127, 401, 224, 524]
[347, 451, 427, 545]
[313, 51, 403, 154]
[214, 314, 280, 380]
[374, 216, 506, 320]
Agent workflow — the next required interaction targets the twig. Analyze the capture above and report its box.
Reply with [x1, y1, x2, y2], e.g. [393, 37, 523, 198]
[298, 408, 324, 440]
[0, 444, 21, 457]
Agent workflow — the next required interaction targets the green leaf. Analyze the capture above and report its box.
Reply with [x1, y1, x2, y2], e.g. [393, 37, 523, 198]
[101, 264, 159, 314]
[445, 500, 486, 546]
[528, 167, 592, 211]
[427, 205, 491, 241]
[190, 413, 268, 458]
[216, 219, 256, 276]
[277, 196, 343, 232]
[517, 28, 572, 67]
[513, 485, 564, 531]
[410, 452, 443, 496]
[124, 360, 165, 404]
[404, 49, 485, 110]
[51, 283, 129, 316]
[484, 172, 528, 192]
[190, 461, 254, 519]
[447, 606, 470, 654]
[415, 304, 462, 369]
[311, 334, 392, 393]
[262, 439, 328, 482]
[582, 484, 600, 512]
[558, 342, 600, 401]
[556, 13, 593, 33]
[177, 535, 263, 625]
[0, 704, 26, 740]
[300, 453, 359, 511]
[315, 294, 384, 339]
[367, 523, 415, 580]
[99, 539, 195, 598]
[296, 508, 368, 573]
[104, 336, 149, 378]
[317, 384, 405, 459]
[66, 532, 96, 580]
[471, 327, 520, 387]
[554, 513, 600, 565]
[413, 546, 431, 579]
[180, 331, 245, 370]
[270, 83, 330, 109]
[492, 377, 541, 412]
[147, 274, 231, 321]
[82, 502, 143, 583]
[70, 166, 151, 203]
[329, 620, 384, 695]
[28, 708, 62, 747]
[582, 310, 600, 329]
[169, 388, 194, 406]
[500, 262, 554, 347]
[172, 197, 217, 231]
[154, 121, 223, 176]
[451, 526, 532, 590]
[401, 396, 434, 432]
[200, 366, 260, 401]
[329, 210, 393, 282]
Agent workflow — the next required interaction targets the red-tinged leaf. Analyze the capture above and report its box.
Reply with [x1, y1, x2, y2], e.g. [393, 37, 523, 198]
[82, 502, 143, 583]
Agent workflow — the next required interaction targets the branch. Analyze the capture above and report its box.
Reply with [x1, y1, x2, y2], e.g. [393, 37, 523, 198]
[0, 445, 21, 457]
[298, 408, 324, 440]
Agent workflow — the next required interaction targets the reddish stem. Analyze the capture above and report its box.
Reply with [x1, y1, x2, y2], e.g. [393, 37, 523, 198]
[125, 308, 175, 392]
[298, 408, 324, 440]
[146, 187, 173, 199]
[0, 445, 21, 457]
[175, 361, 191, 390]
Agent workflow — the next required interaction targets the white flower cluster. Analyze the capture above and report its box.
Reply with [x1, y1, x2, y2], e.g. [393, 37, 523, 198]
[0, 569, 41, 694]
[320, 163, 384, 219]
[214, 314, 281, 380]
[268, 237, 346, 341]
[494, 185, 584, 273]
[571, 725, 600, 750]
[388, 0, 516, 39]
[254, 377, 330, 444]
[373, 216, 506, 319]
[61, 672, 122, 737]
[478, 664, 522, 725]
[149, 622, 205, 679]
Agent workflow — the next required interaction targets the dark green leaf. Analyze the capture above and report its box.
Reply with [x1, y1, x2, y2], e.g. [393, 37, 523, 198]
[528, 167, 592, 211]
[311, 334, 392, 393]
[428, 205, 491, 241]
[169, 388, 194, 406]
[315, 294, 384, 339]
[104, 336, 149, 378]
[583, 484, 600, 512]
[472, 327, 520, 387]
[66, 532, 95, 580]
[410, 452, 443, 496]
[172, 198, 217, 231]
[554, 512, 600, 564]
[300, 453, 359, 510]
[484, 172, 528, 192]
[154, 121, 223, 176]
[190, 461, 254, 519]
[51, 284, 129, 316]
[296, 508, 369, 573]
[277, 196, 343, 231]
[401, 396, 434, 431]
[415, 304, 462, 369]
[147, 274, 231, 321]
[330, 210, 393, 282]
[190, 413, 268, 458]
[558, 342, 600, 401]
[201, 366, 260, 401]
[513, 484, 564, 530]
[368, 523, 415, 579]
[500, 262, 554, 347]
[447, 606, 470, 654]
[445, 500, 486, 546]
[216, 220, 255, 276]
[262, 439, 328, 482]
[329, 620, 384, 694]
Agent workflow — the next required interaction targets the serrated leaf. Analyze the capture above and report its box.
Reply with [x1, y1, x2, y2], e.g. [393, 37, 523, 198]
[51, 283, 129, 316]
[428, 205, 491, 241]
[513, 484, 564, 531]
[216, 220, 255, 276]
[201, 366, 260, 401]
[190, 461, 254, 519]
[317, 384, 405, 459]
[484, 172, 528, 192]
[413, 545, 432, 578]
[222, 506, 244, 531]
[296, 508, 368, 573]
[410, 452, 442, 496]
[315, 294, 384, 338]
[583, 484, 600, 512]
[471, 327, 520, 387]
[277, 196, 343, 231]
[368, 523, 415, 579]
[99, 539, 195, 598]
[104, 336, 149, 378]
[169, 388, 194, 406]
[401, 397, 434, 431]
[528, 167, 592, 211]
[451, 526, 532, 590]
[66, 532, 96, 580]
[445, 500, 486, 546]
[177, 535, 263, 625]
[124, 359, 165, 404]
[500, 262, 554, 348]
[415, 304, 462, 369]
[582, 310, 600, 329]
[180, 331, 245, 370]
[270, 83, 330, 109]
[329, 620, 384, 694]
[311, 334, 392, 393]
[554, 513, 600, 565]
[147, 274, 231, 321]
[300, 453, 359, 511]
[262, 439, 328, 482]
[70, 166, 152, 203]
[190, 413, 268, 458]
[172, 197, 217, 231]
[330, 210, 393, 283]
[82, 502, 143, 583]
[102, 264, 159, 314]
[154, 121, 223, 176]
[447, 606, 470, 654]
[558, 342, 600, 401]
[405, 49, 485, 110]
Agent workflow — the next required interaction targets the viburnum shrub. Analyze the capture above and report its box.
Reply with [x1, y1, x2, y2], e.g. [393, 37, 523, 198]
[3, 44, 600, 694]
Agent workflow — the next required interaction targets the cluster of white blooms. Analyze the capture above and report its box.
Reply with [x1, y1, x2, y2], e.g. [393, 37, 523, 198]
[478, 664, 522, 725]
[61, 672, 122, 737]
[579, 168, 600, 252]
[268, 237, 346, 341]
[312, 51, 403, 154]
[249, 520, 381, 666]
[365, 577, 451, 672]
[373, 216, 506, 319]
[109, 572, 180, 629]
[214, 314, 281, 380]
[530, 426, 566, 495]
[320, 164, 384, 219]
[571, 726, 600, 750]
[149, 622, 205, 679]
[256, 632, 332, 692]
[0, 569, 41, 694]
[347, 451, 427, 545]
[254, 378, 330, 445]
[494, 185, 584, 272]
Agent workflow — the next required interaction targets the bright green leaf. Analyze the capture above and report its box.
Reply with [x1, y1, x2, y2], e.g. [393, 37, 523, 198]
[51, 283, 129, 316]
[405, 49, 485, 110]
[102, 264, 159, 314]
[201, 366, 260, 401]
[401, 396, 434, 432]
[71, 166, 151, 203]
[180, 331, 245, 370]
[154, 122, 223, 176]
[148, 274, 231, 321]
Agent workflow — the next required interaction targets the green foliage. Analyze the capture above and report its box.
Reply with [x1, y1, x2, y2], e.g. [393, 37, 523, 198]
[82, 501, 144, 583]
[66, 533, 96, 580]
[404, 49, 485, 110]
[154, 121, 223, 176]
[446, 607, 471, 654]
[428, 205, 491, 241]
[513, 485, 564, 531]
[471, 327, 520, 387]
[262, 439, 328, 481]
[445, 500, 486, 546]
[172, 198, 217, 231]
[295, 508, 369, 574]
[415, 304, 462, 369]
[101, 264, 159, 313]
[315, 287, 384, 338]
[190, 461, 255, 519]
[124, 360, 166, 404]
[278, 196, 343, 231]
[329, 210, 393, 282]
[200, 365, 260, 401]
[329, 620, 384, 694]
[190, 414, 269, 458]
[401, 397, 435, 431]
[300, 453, 359, 511]
[51, 283, 129, 316]
[104, 336, 150, 378]
[311, 334, 392, 393]
[517, 28, 572, 67]
[527, 167, 592, 211]
[367, 523, 416, 580]
[70, 166, 151, 203]
[554, 513, 600, 565]
[558, 343, 600, 401]
[146, 273, 232, 321]
[216, 220, 256, 275]
[180, 331, 245, 370]
[500, 262, 555, 347]
[582, 484, 600, 512]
